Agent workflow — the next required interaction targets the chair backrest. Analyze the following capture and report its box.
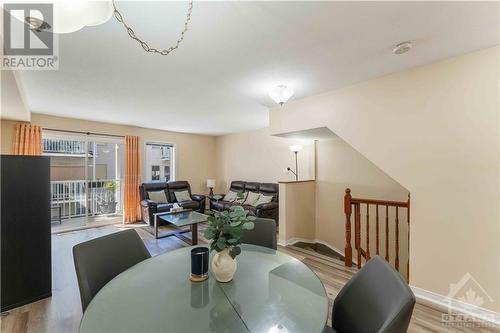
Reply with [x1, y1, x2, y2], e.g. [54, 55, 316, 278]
[332, 256, 415, 333]
[245, 182, 260, 193]
[229, 181, 246, 193]
[259, 183, 279, 202]
[140, 182, 168, 201]
[241, 218, 277, 250]
[166, 180, 192, 202]
[73, 229, 151, 312]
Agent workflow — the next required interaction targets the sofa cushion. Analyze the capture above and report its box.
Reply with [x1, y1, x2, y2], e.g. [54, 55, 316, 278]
[223, 191, 238, 202]
[178, 200, 200, 211]
[229, 181, 246, 192]
[244, 191, 261, 206]
[259, 183, 279, 200]
[235, 192, 248, 204]
[253, 194, 273, 207]
[174, 190, 191, 202]
[140, 182, 168, 201]
[166, 181, 191, 202]
[148, 190, 168, 203]
[245, 182, 260, 192]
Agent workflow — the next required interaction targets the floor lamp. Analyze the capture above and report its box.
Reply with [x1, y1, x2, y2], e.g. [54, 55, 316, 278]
[287, 145, 303, 181]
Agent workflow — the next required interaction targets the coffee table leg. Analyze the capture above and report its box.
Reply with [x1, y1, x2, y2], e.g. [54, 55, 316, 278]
[154, 215, 158, 239]
[191, 224, 198, 245]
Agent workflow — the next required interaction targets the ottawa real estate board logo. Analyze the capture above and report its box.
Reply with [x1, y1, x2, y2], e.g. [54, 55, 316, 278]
[2, 3, 59, 70]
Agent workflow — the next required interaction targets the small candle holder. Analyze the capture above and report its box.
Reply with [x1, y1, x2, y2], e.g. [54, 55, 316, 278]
[190, 247, 209, 282]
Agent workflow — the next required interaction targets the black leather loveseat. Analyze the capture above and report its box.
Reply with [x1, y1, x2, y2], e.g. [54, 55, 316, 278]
[140, 181, 206, 225]
[210, 181, 279, 223]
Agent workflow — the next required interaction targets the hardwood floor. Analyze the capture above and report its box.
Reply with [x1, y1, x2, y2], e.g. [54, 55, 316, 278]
[1, 224, 498, 333]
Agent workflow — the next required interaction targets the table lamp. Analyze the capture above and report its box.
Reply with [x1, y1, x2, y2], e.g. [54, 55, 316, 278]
[207, 179, 216, 196]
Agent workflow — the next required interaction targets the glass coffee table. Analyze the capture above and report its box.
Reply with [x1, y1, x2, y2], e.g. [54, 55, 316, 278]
[153, 210, 208, 244]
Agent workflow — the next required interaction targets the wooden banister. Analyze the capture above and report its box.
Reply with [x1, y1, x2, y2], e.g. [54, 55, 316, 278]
[344, 188, 410, 282]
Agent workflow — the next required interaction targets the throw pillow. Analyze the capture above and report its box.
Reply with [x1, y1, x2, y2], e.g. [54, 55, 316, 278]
[174, 190, 191, 202]
[148, 190, 168, 203]
[223, 191, 237, 202]
[235, 191, 248, 204]
[244, 191, 261, 206]
[253, 194, 274, 207]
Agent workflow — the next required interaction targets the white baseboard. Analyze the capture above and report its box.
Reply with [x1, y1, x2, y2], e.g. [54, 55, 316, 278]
[278, 237, 499, 327]
[411, 286, 500, 326]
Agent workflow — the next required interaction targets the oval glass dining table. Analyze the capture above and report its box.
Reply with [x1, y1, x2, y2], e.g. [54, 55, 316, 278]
[80, 244, 329, 333]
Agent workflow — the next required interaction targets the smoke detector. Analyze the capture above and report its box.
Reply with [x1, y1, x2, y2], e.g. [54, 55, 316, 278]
[393, 41, 412, 55]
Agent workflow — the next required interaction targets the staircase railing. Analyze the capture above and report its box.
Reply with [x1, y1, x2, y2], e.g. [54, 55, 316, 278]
[344, 188, 410, 282]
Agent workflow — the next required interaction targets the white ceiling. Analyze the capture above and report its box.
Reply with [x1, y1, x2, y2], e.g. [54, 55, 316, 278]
[17, 1, 499, 135]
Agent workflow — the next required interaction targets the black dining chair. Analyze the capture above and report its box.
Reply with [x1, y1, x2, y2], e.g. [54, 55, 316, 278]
[325, 256, 415, 333]
[73, 229, 151, 312]
[241, 218, 277, 250]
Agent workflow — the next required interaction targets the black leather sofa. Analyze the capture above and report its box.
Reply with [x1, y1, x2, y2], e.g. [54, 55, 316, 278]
[210, 181, 279, 223]
[139, 181, 206, 225]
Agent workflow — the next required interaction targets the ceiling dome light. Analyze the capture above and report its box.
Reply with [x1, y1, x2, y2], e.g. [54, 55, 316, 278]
[393, 41, 413, 55]
[269, 85, 294, 106]
[18, 0, 113, 34]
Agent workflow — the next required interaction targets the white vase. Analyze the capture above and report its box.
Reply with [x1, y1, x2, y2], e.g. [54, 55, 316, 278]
[211, 248, 237, 282]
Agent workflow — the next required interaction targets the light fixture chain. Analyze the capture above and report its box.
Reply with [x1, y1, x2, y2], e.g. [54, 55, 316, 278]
[112, 0, 193, 56]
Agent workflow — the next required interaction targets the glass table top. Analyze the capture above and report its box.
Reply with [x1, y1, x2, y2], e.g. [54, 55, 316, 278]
[80, 244, 329, 333]
[157, 210, 208, 227]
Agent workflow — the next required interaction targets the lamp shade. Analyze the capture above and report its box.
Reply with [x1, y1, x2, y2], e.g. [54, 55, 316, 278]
[288, 145, 303, 153]
[269, 85, 294, 105]
[207, 179, 216, 188]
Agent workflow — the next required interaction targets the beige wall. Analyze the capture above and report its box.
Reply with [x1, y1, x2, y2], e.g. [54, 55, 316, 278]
[279, 181, 316, 243]
[316, 138, 409, 277]
[270, 47, 500, 311]
[1, 114, 216, 194]
[214, 128, 315, 193]
[0, 70, 30, 122]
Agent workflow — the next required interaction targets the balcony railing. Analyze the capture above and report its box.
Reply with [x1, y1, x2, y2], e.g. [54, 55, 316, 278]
[51, 179, 122, 219]
[43, 138, 86, 155]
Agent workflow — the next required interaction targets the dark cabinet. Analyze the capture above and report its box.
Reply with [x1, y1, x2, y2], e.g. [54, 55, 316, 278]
[1, 155, 51, 312]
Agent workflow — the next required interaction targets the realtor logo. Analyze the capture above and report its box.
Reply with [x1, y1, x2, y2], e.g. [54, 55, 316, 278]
[442, 273, 496, 328]
[2, 3, 58, 70]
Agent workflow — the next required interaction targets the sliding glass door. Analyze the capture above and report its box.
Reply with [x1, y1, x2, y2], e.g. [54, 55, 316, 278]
[87, 140, 124, 217]
[43, 131, 125, 231]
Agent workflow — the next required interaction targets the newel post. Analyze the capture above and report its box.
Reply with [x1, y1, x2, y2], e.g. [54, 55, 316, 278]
[344, 188, 353, 266]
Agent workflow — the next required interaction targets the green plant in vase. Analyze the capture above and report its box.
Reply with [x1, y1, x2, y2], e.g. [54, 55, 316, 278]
[204, 204, 255, 282]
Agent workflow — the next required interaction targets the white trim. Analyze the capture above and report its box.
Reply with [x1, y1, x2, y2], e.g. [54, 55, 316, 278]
[411, 286, 500, 326]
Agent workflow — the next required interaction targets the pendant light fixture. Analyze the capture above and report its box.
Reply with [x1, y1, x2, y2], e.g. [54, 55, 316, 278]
[269, 85, 294, 106]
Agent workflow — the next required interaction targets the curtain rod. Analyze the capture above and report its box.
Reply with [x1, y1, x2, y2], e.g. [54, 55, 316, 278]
[42, 128, 125, 138]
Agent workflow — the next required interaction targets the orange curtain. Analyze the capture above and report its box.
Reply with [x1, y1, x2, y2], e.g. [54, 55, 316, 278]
[124, 136, 141, 223]
[14, 123, 42, 155]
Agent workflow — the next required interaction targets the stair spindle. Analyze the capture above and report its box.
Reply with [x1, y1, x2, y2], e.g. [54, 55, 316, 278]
[342, 189, 410, 276]
[385, 205, 389, 262]
[376, 204, 379, 255]
[366, 203, 370, 260]
[355, 204, 361, 268]
[395, 206, 399, 271]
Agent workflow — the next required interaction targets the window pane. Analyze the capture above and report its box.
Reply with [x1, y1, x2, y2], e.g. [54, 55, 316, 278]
[145, 143, 174, 182]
